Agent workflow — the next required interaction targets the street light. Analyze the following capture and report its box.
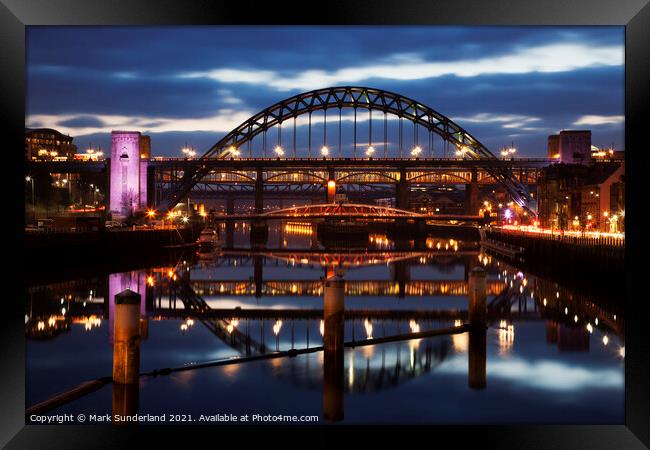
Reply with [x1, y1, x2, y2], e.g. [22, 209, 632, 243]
[366, 146, 375, 157]
[321, 146, 329, 157]
[181, 146, 195, 159]
[411, 146, 422, 157]
[26, 176, 35, 222]
[274, 145, 284, 157]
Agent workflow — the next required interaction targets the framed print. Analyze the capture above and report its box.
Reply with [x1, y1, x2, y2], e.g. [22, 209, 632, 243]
[3, 0, 649, 448]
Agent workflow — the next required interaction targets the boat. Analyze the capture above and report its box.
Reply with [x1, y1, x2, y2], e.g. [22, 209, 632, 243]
[197, 227, 222, 249]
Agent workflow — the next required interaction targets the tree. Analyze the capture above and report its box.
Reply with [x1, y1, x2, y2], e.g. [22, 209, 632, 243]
[120, 189, 137, 220]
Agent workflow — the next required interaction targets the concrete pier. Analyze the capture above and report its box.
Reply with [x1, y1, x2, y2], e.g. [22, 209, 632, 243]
[323, 278, 345, 422]
[255, 168, 264, 213]
[468, 328, 487, 390]
[395, 168, 409, 210]
[254, 254, 264, 298]
[465, 168, 479, 215]
[467, 266, 487, 389]
[468, 266, 487, 327]
[250, 220, 269, 246]
[326, 168, 337, 203]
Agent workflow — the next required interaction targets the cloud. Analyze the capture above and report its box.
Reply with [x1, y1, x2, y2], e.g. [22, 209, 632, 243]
[180, 43, 623, 91]
[452, 113, 546, 131]
[57, 116, 105, 128]
[438, 354, 623, 391]
[26, 110, 256, 136]
[573, 115, 624, 126]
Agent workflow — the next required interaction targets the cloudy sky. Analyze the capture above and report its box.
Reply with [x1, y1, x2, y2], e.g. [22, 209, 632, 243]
[26, 26, 624, 157]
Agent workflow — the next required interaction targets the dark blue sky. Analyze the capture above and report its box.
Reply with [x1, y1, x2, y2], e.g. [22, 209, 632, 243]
[26, 26, 624, 157]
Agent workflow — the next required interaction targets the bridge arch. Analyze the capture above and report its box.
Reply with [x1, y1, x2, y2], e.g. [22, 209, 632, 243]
[259, 203, 425, 219]
[265, 170, 327, 183]
[201, 170, 256, 184]
[158, 86, 535, 214]
[408, 171, 470, 184]
[337, 171, 399, 184]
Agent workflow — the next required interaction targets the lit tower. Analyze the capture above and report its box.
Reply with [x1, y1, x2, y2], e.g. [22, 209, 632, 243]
[109, 131, 148, 217]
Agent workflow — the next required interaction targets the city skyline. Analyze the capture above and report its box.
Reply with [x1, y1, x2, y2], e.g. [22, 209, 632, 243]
[26, 26, 624, 157]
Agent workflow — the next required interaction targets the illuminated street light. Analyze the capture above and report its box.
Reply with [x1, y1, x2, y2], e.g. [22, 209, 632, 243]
[274, 145, 284, 157]
[147, 210, 156, 218]
[366, 146, 375, 157]
[320, 146, 329, 157]
[181, 216, 189, 224]
[411, 146, 422, 157]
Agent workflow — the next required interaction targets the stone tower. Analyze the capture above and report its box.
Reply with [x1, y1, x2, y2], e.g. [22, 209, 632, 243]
[109, 131, 148, 218]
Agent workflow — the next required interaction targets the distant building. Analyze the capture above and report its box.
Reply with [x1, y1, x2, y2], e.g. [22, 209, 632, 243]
[559, 130, 592, 165]
[547, 134, 560, 159]
[410, 191, 465, 214]
[592, 146, 624, 162]
[577, 162, 625, 232]
[25, 128, 77, 160]
[537, 161, 624, 231]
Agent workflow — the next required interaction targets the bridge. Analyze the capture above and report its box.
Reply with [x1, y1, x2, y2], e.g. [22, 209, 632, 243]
[213, 202, 483, 222]
[156, 86, 539, 215]
[27, 87, 553, 219]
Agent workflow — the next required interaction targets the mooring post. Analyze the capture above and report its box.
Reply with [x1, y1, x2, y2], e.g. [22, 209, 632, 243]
[323, 278, 345, 422]
[112, 289, 141, 384]
[112, 289, 142, 418]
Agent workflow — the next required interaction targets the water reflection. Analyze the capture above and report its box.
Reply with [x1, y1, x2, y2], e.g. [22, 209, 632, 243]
[25, 222, 624, 423]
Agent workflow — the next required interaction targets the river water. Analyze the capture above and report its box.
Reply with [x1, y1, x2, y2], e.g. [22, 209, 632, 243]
[25, 221, 624, 424]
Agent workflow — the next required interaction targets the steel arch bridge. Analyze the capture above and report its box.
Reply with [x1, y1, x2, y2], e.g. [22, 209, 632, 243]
[158, 86, 536, 214]
[218, 202, 481, 221]
[262, 203, 423, 219]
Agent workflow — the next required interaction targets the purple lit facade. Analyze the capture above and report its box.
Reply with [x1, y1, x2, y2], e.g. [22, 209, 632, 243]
[109, 131, 147, 217]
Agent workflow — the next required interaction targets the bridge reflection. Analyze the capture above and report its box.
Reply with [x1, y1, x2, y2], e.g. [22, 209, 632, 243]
[24, 247, 623, 422]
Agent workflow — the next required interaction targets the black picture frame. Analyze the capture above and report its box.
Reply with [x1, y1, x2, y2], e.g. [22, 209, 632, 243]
[3, 0, 648, 447]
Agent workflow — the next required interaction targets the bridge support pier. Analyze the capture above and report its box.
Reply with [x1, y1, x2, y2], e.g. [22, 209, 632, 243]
[255, 168, 264, 214]
[254, 254, 263, 298]
[468, 266, 487, 390]
[465, 168, 479, 215]
[226, 197, 235, 215]
[326, 168, 336, 203]
[323, 278, 345, 422]
[468, 266, 487, 326]
[395, 168, 410, 210]
[250, 220, 268, 247]
[391, 259, 410, 298]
